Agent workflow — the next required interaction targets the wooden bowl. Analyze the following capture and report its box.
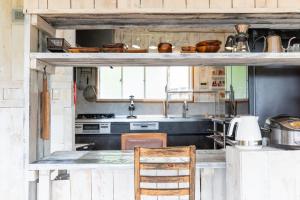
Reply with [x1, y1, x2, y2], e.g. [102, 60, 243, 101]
[196, 45, 221, 53]
[181, 46, 196, 52]
[158, 43, 172, 53]
[196, 40, 222, 47]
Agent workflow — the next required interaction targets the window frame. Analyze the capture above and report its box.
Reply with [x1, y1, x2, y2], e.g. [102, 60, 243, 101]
[96, 67, 195, 103]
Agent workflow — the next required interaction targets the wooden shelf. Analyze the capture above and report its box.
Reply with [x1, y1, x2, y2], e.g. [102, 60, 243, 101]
[30, 11, 300, 29]
[30, 52, 300, 67]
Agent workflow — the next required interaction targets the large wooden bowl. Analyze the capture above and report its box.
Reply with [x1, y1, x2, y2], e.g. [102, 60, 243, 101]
[196, 45, 221, 53]
[196, 40, 222, 47]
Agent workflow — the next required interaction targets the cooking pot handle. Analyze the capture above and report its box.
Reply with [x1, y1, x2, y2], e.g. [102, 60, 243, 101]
[227, 117, 241, 137]
[261, 127, 271, 134]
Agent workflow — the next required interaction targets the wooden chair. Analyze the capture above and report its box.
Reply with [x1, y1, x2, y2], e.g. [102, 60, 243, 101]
[134, 146, 196, 200]
[121, 133, 167, 150]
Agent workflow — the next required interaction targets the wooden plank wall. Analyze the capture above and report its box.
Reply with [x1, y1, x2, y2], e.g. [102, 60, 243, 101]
[25, 0, 300, 10]
[50, 168, 225, 200]
[0, 0, 28, 199]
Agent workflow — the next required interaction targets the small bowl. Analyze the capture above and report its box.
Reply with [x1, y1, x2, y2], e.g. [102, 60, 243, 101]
[196, 45, 221, 53]
[158, 43, 172, 53]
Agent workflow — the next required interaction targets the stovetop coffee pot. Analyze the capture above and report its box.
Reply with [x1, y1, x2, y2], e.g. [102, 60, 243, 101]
[225, 24, 250, 52]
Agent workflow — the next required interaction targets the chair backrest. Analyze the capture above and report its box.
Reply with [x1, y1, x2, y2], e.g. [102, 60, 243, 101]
[121, 133, 167, 150]
[134, 146, 196, 200]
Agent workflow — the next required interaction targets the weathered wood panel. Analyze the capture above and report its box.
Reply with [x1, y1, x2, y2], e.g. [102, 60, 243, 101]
[233, 0, 255, 8]
[187, 0, 209, 9]
[226, 147, 300, 200]
[0, 108, 25, 199]
[52, 180, 71, 200]
[163, 0, 186, 9]
[38, 0, 48, 9]
[48, 0, 70, 9]
[70, 170, 92, 200]
[45, 166, 225, 200]
[31, 52, 300, 67]
[278, 0, 300, 8]
[22, 0, 300, 11]
[210, 0, 232, 8]
[11, 24, 24, 81]
[118, 0, 141, 8]
[92, 169, 114, 200]
[24, 0, 38, 9]
[114, 169, 135, 200]
[72, 0, 94, 9]
[255, 0, 277, 8]
[95, 0, 117, 9]
[140, 0, 162, 8]
[38, 170, 51, 200]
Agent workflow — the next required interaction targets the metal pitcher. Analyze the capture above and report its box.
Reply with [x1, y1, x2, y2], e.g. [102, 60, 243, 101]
[253, 34, 296, 53]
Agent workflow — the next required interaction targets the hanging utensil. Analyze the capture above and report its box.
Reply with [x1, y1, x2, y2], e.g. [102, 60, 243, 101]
[83, 72, 97, 102]
[41, 68, 50, 140]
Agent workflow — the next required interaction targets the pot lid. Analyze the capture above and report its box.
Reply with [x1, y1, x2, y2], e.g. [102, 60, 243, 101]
[269, 115, 300, 130]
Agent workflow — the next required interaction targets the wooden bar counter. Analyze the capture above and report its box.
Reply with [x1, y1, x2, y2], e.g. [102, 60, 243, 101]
[30, 150, 225, 200]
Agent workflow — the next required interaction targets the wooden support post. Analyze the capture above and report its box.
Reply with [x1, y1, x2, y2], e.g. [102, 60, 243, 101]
[38, 170, 51, 200]
[26, 170, 39, 182]
[31, 15, 56, 37]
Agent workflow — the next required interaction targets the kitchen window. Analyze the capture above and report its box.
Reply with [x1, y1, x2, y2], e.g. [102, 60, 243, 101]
[97, 67, 193, 101]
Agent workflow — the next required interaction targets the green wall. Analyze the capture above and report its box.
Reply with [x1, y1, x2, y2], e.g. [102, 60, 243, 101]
[225, 66, 248, 99]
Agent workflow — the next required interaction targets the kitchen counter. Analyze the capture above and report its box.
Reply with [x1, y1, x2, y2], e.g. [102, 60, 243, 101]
[76, 115, 212, 123]
[29, 149, 225, 170]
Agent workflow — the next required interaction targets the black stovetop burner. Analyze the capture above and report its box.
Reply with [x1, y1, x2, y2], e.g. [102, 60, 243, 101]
[77, 113, 115, 119]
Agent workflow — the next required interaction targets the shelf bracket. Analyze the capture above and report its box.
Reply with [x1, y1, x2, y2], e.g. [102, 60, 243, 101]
[31, 15, 56, 37]
[31, 58, 55, 74]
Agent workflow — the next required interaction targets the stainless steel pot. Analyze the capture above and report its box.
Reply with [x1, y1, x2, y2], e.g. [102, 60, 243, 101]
[265, 115, 300, 148]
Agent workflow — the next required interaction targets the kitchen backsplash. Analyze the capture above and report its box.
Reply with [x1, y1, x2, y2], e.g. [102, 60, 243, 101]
[76, 89, 225, 116]
[75, 29, 248, 116]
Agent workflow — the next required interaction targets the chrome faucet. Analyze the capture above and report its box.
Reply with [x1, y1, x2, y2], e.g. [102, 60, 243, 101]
[182, 100, 189, 118]
[127, 95, 137, 119]
[164, 90, 218, 118]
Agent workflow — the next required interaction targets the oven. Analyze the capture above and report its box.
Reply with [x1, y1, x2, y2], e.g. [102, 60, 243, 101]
[75, 122, 111, 135]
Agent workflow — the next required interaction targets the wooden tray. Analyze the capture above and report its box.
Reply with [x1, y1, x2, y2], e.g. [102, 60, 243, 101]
[101, 47, 125, 53]
[68, 47, 101, 53]
[126, 49, 148, 53]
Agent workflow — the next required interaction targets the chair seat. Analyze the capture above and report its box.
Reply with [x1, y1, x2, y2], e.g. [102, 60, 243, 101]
[121, 133, 167, 150]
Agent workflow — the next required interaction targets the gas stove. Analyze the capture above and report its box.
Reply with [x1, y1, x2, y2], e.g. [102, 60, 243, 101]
[77, 113, 115, 120]
[75, 113, 114, 135]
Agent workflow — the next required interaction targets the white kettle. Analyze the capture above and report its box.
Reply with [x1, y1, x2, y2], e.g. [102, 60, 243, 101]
[227, 116, 262, 149]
